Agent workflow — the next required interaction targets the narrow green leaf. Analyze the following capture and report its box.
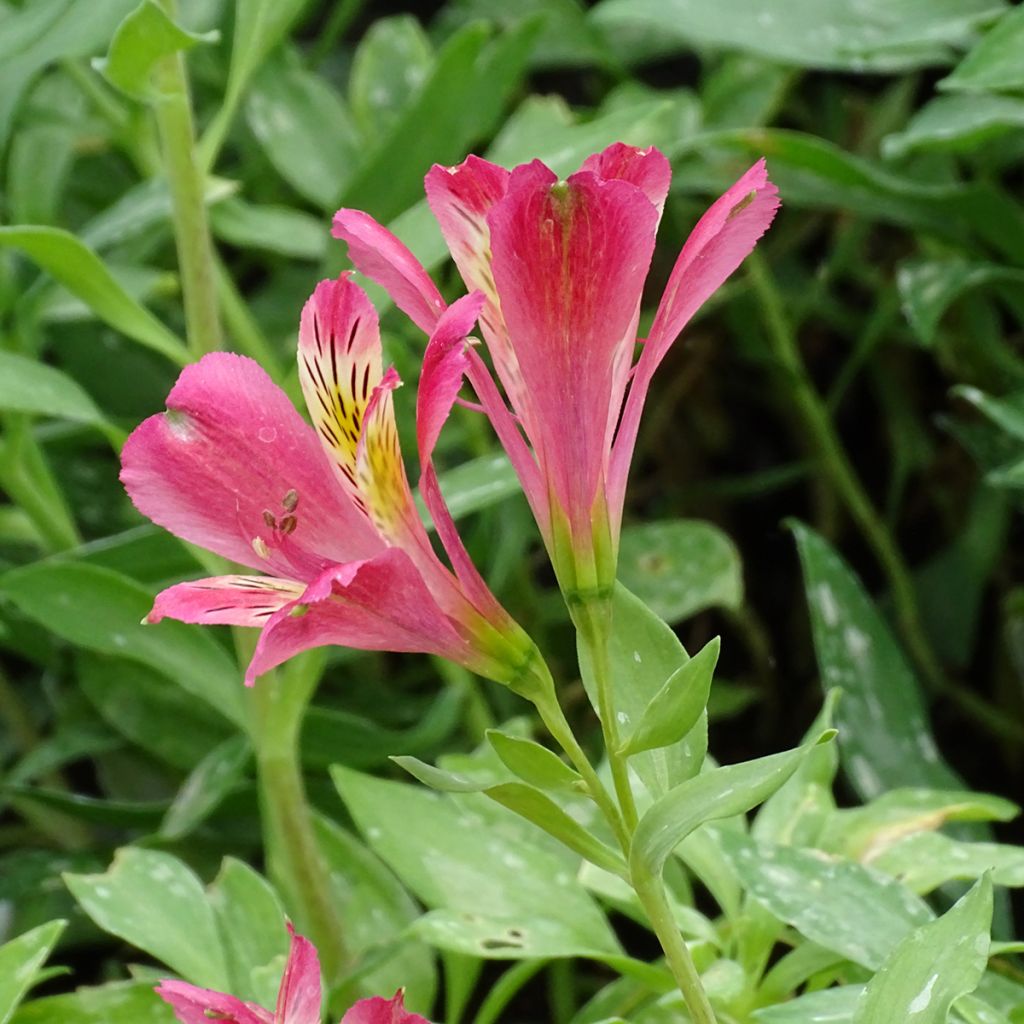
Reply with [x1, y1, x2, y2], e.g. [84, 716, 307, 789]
[0, 227, 187, 363]
[391, 755, 490, 793]
[159, 735, 251, 840]
[631, 733, 834, 878]
[95, 0, 217, 100]
[484, 782, 627, 878]
[0, 352, 106, 426]
[65, 849, 229, 988]
[852, 876, 992, 1022]
[883, 94, 1024, 159]
[209, 198, 325, 260]
[9, 980, 174, 1024]
[940, 6, 1024, 93]
[621, 636, 720, 757]
[0, 921, 66, 1024]
[954, 386, 1024, 442]
[486, 731, 580, 792]
[872, 832, 1024, 894]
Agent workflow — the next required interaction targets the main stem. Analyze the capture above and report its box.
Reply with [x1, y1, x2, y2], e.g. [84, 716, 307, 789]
[573, 597, 716, 1022]
[153, 0, 223, 357]
[248, 661, 351, 986]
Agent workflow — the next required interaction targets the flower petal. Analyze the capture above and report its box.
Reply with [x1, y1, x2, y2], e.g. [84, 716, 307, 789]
[580, 143, 671, 217]
[487, 161, 660, 533]
[297, 275, 384, 521]
[340, 990, 430, 1024]
[121, 352, 381, 578]
[416, 292, 505, 618]
[148, 575, 305, 627]
[609, 160, 779, 530]
[155, 980, 273, 1024]
[424, 157, 528, 413]
[245, 549, 471, 685]
[331, 209, 445, 334]
[275, 925, 321, 1024]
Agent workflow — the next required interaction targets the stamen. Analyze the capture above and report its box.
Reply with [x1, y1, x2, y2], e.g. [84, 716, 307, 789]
[279, 514, 297, 535]
[282, 488, 299, 512]
[262, 509, 277, 529]
[252, 537, 270, 559]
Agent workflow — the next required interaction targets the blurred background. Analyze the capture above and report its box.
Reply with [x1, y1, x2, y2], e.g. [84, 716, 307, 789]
[0, 0, 1022, 1007]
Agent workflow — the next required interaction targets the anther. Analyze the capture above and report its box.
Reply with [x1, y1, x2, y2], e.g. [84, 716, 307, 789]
[279, 514, 297, 535]
[282, 488, 299, 512]
[262, 509, 277, 529]
[252, 537, 270, 559]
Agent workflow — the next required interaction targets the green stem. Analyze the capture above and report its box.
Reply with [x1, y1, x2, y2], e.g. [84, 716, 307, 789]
[471, 959, 548, 1024]
[212, 252, 281, 374]
[248, 654, 351, 986]
[152, 0, 223, 357]
[632, 872, 718, 1024]
[574, 599, 639, 833]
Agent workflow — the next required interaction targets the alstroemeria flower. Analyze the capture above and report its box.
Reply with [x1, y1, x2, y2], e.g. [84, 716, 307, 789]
[156, 924, 428, 1024]
[333, 144, 779, 600]
[120, 274, 544, 694]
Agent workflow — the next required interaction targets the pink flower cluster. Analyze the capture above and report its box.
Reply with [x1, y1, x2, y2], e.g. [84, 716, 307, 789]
[156, 925, 427, 1024]
[121, 144, 777, 683]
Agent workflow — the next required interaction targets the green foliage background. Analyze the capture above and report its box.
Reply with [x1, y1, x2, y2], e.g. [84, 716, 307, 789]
[0, 0, 1023, 1021]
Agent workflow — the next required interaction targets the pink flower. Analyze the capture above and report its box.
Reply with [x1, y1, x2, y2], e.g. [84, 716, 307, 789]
[333, 144, 779, 599]
[120, 274, 544, 693]
[156, 924, 427, 1024]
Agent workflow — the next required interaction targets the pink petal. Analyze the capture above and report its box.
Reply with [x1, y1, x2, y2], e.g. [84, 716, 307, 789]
[298, 275, 385, 519]
[415, 292, 506, 620]
[244, 549, 472, 685]
[580, 143, 671, 217]
[148, 575, 305, 627]
[487, 161, 660, 536]
[339, 990, 430, 1024]
[155, 980, 273, 1024]
[121, 352, 382, 579]
[275, 925, 322, 1024]
[609, 160, 779, 531]
[424, 157, 528, 414]
[331, 209, 445, 334]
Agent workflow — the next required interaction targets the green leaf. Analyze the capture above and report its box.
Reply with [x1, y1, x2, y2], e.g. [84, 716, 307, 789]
[897, 259, 1024, 344]
[954, 386, 1024, 442]
[872, 832, 1024, 894]
[391, 755, 491, 793]
[422, 454, 522, 526]
[791, 521, 962, 799]
[0, 352, 107, 426]
[313, 815, 435, 1010]
[95, 0, 217, 100]
[852, 876, 992, 1022]
[631, 735, 832, 879]
[718, 830, 933, 969]
[207, 859, 287, 1006]
[65, 848, 229, 989]
[621, 637, 720, 758]
[348, 15, 434, 135]
[484, 783, 627, 877]
[590, 0, 1005, 72]
[209, 198, 325, 260]
[486, 730, 580, 791]
[245, 54, 360, 210]
[821, 788, 1019, 861]
[940, 6, 1024, 93]
[0, 921, 66, 1024]
[331, 766, 621, 960]
[752, 985, 862, 1023]
[617, 521, 743, 623]
[578, 583, 704, 798]
[0, 227, 187, 363]
[9, 981, 174, 1024]
[4, 785, 166, 827]
[159, 735, 251, 840]
[883, 94, 1024, 159]
[0, 563, 245, 727]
